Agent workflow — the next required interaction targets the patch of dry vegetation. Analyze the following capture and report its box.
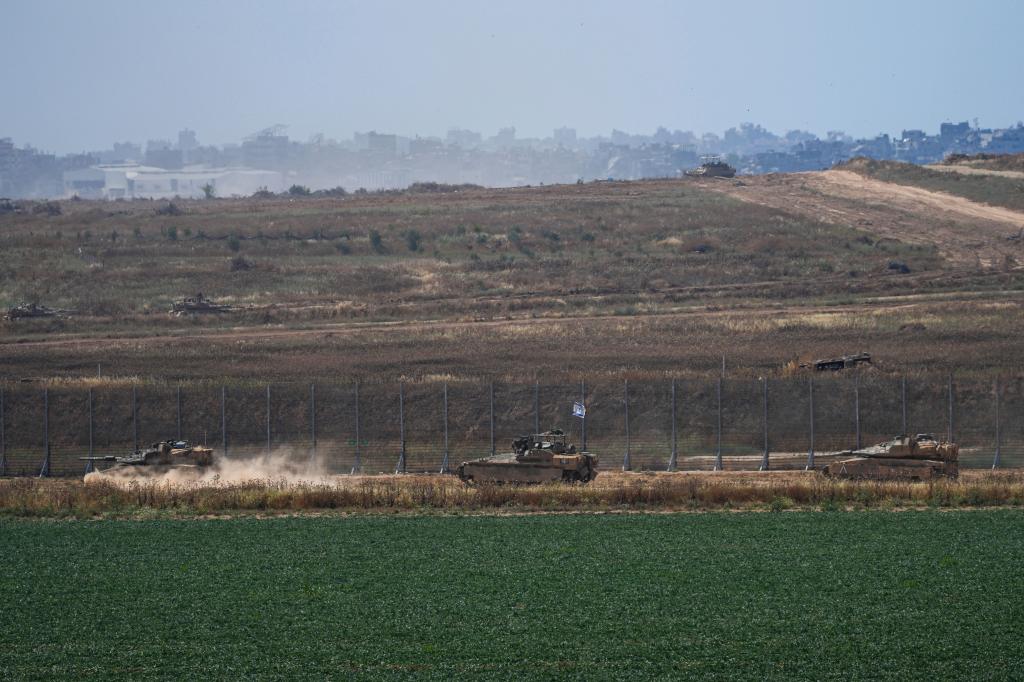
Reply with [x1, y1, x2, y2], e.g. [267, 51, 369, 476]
[840, 157, 1024, 212]
[4, 296, 1024, 382]
[0, 180, 942, 327]
[944, 152, 1024, 173]
[2, 471, 1022, 517]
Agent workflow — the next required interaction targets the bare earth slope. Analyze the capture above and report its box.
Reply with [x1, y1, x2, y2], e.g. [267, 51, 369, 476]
[708, 170, 1024, 267]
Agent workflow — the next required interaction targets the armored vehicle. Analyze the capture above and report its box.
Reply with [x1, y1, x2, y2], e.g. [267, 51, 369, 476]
[5, 303, 63, 320]
[171, 293, 231, 316]
[802, 352, 872, 372]
[81, 440, 214, 472]
[822, 434, 958, 480]
[685, 156, 737, 178]
[457, 430, 598, 484]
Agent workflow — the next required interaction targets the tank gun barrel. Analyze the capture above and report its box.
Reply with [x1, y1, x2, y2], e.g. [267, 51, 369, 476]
[79, 455, 118, 462]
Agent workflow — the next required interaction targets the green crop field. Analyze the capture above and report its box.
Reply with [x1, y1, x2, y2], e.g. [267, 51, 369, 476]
[1, 512, 1022, 680]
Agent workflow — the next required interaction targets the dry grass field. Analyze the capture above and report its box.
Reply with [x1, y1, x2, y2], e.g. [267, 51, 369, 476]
[2, 469, 1023, 517]
[2, 172, 1024, 384]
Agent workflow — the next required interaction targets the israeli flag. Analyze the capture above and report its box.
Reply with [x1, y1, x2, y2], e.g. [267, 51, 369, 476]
[572, 401, 586, 418]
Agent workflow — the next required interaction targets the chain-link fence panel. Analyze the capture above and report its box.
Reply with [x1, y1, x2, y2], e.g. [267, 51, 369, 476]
[401, 382, 446, 472]
[1000, 378, 1024, 468]
[764, 378, 810, 469]
[957, 379, 998, 469]
[1, 375, 1016, 477]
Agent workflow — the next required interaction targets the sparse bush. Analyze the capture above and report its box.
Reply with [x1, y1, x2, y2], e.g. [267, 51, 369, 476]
[155, 202, 183, 216]
[32, 201, 62, 216]
[369, 230, 384, 253]
[313, 186, 348, 197]
[227, 235, 241, 252]
[230, 255, 255, 271]
[404, 229, 422, 252]
[288, 184, 311, 197]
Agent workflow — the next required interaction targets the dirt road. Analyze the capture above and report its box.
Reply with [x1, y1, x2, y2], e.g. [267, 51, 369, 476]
[708, 170, 1024, 267]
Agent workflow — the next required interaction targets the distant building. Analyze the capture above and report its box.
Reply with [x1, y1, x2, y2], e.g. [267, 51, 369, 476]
[242, 133, 290, 168]
[178, 129, 199, 163]
[145, 139, 183, 169]
[446, 128, 482, 149]
[365, 131, 397, 155]
[553, 127, 577, 148]
[63, 164, 284, 200]
[409, 137, 445, 155]
[939, 121, 970, 141]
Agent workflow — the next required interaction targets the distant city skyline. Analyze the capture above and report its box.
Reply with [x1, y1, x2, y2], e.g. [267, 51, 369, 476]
[2, 0, 1023, 154]
[6, 116, 1024, 158]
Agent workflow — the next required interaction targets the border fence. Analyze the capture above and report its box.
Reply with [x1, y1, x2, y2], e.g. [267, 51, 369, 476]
[0, 375, 1021, 477]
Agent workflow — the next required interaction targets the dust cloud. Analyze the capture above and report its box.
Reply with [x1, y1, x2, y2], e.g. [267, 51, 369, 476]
[84, 447, 330, 487]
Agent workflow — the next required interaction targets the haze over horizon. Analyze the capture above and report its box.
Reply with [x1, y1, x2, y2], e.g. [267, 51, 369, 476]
[3, 0, 1023, 154]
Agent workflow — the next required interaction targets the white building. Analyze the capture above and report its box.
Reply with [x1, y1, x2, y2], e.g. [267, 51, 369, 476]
[63, 164, 285, 199]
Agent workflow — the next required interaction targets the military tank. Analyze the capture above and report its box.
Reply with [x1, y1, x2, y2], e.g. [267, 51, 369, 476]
[801, 352, 872, 372]
[457, 430, 598, 484]
[4, 303, 67, 320]
[171, 293, 231, 316]
[685, 156, 737, 178]
[822, 434, 958, 480]
[81, 440, 215, 473]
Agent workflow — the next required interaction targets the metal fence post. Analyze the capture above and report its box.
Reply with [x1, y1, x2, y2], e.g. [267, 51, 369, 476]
[440, 383, 450, 474]
[0, 386, 6, 477]
[668, 378, 678, 471]
[622, 379, 631, 471]
[309, 383, 317, 467]
[266, 384, 272, 454]
[39, 388, 50, 477]
[176, 385, 182, 441]
[352, 381, 361, 474]
[221, 386, 228, 454]
[854, 376, 861, 450]
[533, 381, 540, 434]
[992, 378, 1002, 469]
[84, 388, 95, 475]
[714, 377, 723, 471]
[901, 376, 908, 436]
[580, 380, 587, 451]
[760, 378, 770, 471]
[947, 374, 955, 443]
[132, 385, 138, 452]
[396, 382, 407, 473]
[805, 378, 815, 470]
[489, 382, 495, 456]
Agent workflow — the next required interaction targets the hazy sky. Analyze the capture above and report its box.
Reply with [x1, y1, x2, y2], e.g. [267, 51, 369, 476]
[3, 0, 1023, 153]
